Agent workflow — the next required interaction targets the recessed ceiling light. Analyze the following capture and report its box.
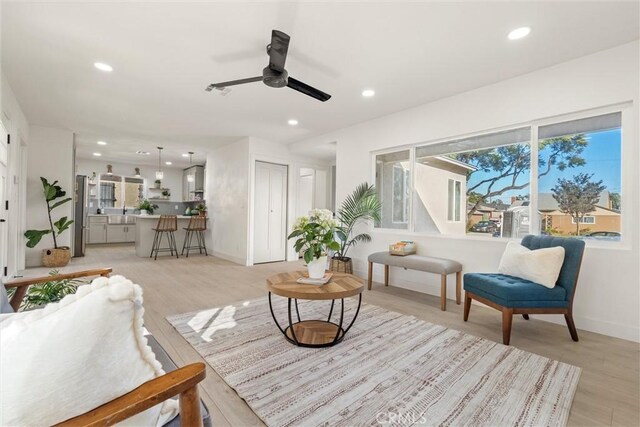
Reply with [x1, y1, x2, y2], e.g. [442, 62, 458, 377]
[94, 62, 113, 72]
[93, 152, 102, 157]
[362, 89, 375, 97]
[288, 119, 299, 126]
[96, 141, 107, 146]
[136, 150, 150, 155]
[165, 161, 172, 165]
[182, 153, 190, 157]
[507, 26, 531, 40]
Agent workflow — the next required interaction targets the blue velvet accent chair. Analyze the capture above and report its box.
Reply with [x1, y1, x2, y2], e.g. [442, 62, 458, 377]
[463, 235, 585, 345]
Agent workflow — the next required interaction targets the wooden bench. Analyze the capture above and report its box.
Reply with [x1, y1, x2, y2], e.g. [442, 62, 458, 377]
[367, 252, 463, 311]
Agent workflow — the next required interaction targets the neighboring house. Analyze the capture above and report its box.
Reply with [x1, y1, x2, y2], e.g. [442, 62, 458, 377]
[413, 156, 475, 235]
[376, 155, 474, 234]
[468, 203, 503, 227]
[538, 192, 621, 235]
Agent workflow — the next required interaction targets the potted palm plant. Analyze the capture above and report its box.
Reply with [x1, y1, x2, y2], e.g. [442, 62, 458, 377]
[24, 177, 74, 267]
[288, 209, 340, 279]
[332, 183, 382, 274]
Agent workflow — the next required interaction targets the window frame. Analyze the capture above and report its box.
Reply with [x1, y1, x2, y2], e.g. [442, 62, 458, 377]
[571, 216, 596, 225]
[98, 174, 146, 209]
[370, 103, 631, 248]
[447, 179, 462, 223]
[391, 164, 410, 224]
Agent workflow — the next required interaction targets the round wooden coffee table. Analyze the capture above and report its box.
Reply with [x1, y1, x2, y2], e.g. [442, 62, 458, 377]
[266, 271, 364, 348]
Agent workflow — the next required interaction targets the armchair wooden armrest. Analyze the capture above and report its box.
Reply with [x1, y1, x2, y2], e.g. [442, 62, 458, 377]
[4, 268, 112, 311]
[56, 362, 206, 427]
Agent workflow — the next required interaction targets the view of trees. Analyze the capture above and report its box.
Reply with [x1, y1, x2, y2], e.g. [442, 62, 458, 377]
[551, 173, 606, 235]
[451, 134, 588, 221]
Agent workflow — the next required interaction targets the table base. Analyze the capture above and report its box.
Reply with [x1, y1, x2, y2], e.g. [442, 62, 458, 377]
[268, 292, 362, 348]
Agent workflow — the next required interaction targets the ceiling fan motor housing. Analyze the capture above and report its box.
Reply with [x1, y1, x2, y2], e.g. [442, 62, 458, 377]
[262, 66, 288, 88]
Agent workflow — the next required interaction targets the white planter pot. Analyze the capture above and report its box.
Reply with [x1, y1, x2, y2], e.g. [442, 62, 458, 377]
[140, 209, 148, 215]
[307, 255, 327, 279]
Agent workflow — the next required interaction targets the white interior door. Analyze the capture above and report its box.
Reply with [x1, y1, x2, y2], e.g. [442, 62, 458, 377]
[253, 161, 288, 264]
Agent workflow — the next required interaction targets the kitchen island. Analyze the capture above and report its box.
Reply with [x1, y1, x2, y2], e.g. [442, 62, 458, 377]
[134, 215, 211, 257]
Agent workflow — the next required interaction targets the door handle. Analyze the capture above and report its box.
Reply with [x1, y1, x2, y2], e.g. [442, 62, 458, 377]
[0, 219, 5, 223]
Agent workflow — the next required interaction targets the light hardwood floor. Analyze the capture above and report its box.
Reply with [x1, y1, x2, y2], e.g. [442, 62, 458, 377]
[25, 244, 639, 426]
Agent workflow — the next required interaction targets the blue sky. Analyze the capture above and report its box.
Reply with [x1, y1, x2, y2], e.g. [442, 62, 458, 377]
[467, 129, 621, 204]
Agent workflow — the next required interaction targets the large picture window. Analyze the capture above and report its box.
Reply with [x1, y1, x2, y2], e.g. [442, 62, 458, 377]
[373, 109, 625, 243]
[538, 112, 621, 241]
[375, 150, 410, 229]
[413, 127, 531, 236]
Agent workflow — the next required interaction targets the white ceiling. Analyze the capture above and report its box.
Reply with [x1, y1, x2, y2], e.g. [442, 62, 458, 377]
[2, 1, 638, 163]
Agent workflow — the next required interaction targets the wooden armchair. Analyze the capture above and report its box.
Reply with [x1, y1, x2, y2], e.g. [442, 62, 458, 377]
[3, 268, 207, 427]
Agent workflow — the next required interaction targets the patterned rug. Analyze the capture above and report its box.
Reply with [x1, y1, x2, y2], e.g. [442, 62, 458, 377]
[167, 297, 580, 426]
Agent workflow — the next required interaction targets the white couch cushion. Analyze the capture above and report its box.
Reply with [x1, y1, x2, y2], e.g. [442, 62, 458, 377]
[498, 241, 565, 289]
[0, 275, 178, 426]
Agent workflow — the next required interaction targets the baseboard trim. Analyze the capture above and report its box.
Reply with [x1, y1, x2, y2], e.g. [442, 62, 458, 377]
[212, 251, 247, 266]
[354, 267, 640, 343]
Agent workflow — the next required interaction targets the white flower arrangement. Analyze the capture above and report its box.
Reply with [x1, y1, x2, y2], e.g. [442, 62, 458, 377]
[288, 209, 340, 264]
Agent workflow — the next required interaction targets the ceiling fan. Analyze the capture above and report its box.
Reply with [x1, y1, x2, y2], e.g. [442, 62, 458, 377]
[205, 30, 331, 102]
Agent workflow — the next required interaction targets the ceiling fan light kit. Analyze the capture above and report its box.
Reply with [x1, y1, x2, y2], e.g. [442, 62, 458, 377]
[206, 30, 331, 102]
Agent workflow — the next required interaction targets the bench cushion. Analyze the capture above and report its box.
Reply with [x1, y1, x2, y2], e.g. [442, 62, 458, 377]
[464, 273, 568, 308]
[368, 252, 462, 275]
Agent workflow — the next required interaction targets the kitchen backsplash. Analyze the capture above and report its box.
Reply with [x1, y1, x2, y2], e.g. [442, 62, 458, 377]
[89, 200, 200, 215]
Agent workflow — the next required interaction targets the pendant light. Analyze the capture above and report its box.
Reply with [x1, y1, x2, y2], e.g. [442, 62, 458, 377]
[155, 147, 164, 180]
[187, 152, 195, 183]
[106, 164, 113, 175]
[134, 167, 141, 178]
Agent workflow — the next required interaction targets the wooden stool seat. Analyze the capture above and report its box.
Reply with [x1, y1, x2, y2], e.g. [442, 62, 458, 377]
[150, 215, 179, 260]
[181, 216, 208, 257]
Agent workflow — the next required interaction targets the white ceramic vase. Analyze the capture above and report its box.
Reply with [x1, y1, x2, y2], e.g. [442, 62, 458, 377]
[140, 209, 148, 215]
[307, 255, 327, 279]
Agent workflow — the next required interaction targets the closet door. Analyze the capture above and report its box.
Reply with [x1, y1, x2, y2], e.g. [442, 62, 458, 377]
[253, 161, 287, 264]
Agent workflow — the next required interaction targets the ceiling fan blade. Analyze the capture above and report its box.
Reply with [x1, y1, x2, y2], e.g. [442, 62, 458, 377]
[205, 76, 262, 91]
[286, 77, 331, 102]
[268, 30, 290, 73]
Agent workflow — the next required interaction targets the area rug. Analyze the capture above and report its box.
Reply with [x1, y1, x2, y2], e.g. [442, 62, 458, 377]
[167, 297, 580, 426]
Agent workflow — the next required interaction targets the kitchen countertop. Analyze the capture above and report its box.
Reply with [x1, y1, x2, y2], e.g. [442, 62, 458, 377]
[136, 215, 206, 219]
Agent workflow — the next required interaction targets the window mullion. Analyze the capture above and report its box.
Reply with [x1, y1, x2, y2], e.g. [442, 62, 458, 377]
[529, 125, 540, 235]
[409, 147, 416, 232]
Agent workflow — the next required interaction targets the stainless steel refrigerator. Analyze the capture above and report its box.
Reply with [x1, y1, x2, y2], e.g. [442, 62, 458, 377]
[73, 175, 89, 257]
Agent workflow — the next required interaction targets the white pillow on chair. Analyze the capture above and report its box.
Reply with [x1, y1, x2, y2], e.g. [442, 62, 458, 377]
[498, 241, 565, 288]
[0, 275, 178, 426]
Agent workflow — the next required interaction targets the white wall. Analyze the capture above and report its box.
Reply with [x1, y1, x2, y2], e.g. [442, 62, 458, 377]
[75, 157, 185, 203]
[25, 126, 74, 267]
[206, 137, 250, 265]
[248, 137, 333, 265]
[206, 137, 333, 266]
[1, 71, 30, 275]
[290, 41, 640, 342]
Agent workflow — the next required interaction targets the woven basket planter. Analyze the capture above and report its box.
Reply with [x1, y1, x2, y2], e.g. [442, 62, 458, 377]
[329, 256, 353, 274]
[42, 247, 71, 268]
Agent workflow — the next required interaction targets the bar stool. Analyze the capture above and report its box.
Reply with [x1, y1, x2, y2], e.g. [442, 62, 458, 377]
[150, 215, 179, 260]
[181, 216, 208, 257]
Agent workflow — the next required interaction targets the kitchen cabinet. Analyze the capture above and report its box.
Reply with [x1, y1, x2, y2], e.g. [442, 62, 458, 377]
[88, 216, 107, 244]
[106, 224, 136, 243]
[88, 216, 136, 244]
[183, 165, 205, 201]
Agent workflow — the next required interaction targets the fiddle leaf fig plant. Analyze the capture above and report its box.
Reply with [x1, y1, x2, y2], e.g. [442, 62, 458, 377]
[24, 177, 74, 249]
